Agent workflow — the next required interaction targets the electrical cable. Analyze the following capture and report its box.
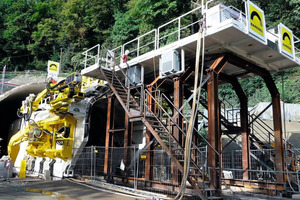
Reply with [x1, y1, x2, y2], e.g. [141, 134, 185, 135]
[24, 99, 33, 121]
[46, 79, 65, 90]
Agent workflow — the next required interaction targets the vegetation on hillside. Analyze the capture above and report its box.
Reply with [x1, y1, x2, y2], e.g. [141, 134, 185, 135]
[0, 0, 299, 105]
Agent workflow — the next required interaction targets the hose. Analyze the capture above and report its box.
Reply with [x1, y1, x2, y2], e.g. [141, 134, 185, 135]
[46, 79, 65, 90]
[24, 100, 33, 121]
[175, 21, 205, 199]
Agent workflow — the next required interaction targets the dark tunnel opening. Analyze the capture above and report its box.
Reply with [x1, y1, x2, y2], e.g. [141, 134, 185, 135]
[87, 98, 125, 147]
[0, 83, 45, 157]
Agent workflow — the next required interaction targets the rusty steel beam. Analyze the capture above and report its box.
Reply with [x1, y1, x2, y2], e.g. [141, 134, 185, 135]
[272, 94, 285, 184]
[206, 55, 229, 189]
[207, 69, 221, 190]
[104, 96, 113, 174]
[223, 179, 284, 191]
[123, 113, 130, 167]
[227, 54, 285, 184]
[172, 77, 184, 184]
[206, 55, 230, 190]
[145, 87, 153, 181]
[220, 73, 250, 180]
[210, 54, 228, 74]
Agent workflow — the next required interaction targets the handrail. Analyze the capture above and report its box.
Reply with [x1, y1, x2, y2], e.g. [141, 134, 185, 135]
[161, 93, 211, 146]
[145, 89, 220, 157]
[143, 92, 205, 177]
[123, 29, 157, 62]
[103, 46, 144, 112]
[250, 113, 300, 157]
[173, 76, 210, 119]
[82, 44, 100, 69]
[157, 6, 202, 48]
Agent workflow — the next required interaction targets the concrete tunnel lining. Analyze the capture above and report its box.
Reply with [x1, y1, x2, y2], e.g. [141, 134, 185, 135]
[0, 82, 45, 156]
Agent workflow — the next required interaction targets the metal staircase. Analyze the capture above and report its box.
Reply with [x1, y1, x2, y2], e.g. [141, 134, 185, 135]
[99, 64, 222, 199]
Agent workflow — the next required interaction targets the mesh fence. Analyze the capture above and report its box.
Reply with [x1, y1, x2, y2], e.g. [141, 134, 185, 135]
[74, 145, 208, 198]
[74, 146, 300, 197]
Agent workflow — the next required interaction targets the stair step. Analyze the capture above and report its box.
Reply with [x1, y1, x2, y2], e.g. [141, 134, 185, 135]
[156, 130, 168, 134]
[189, 173, 205, 177]
[130, 105, 139, 109]
[113, 84, 124, 88]
[150, 124, 164, 128]
[146, 119, 159, 123]
[207, 197, 222, 200]
[172, 147, 183, 151]
[195, 180, 210, 184]
[159, 136, 170, 140]
[115, 87, 125, 90]
[202, 188, 216, 192]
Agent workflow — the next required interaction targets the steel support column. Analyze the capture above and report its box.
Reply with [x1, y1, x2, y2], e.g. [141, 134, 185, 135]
[207, 55, 227, 190]
[227, 54, 285, 184]
[220, 73, 250, 179]
[207, 70, 221, 190]
[272, 93, 285, 184]
[145, 86, 154, 181]
[172, 77, 183, 184]
[104, 96, 114, 174]
[123, 113, 131, 167]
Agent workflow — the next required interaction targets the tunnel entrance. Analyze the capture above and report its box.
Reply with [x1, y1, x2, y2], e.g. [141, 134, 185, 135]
[0, 83, 44, 157]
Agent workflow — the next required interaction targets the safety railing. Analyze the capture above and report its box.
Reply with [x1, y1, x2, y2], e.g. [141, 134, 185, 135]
[157, 6, 203, 48]
[98, 46, 145, 114]
[294, 35, 300, 59]
[250, 112, 300, 156]
[220, 98, 240, 125]
[123, 30, 157, 61]
[206, 4, 247, 26]
[144, 89, 208, 169]
[143, 88, 224, 190]
[250, 113, 275, 146]
[81, 44, 100, 69]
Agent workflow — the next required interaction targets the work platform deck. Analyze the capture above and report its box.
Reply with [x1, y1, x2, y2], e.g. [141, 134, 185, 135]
[81, 5, 300, 81]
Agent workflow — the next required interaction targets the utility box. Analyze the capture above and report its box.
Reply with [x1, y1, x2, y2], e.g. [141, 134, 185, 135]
[126, 65, 141, 87]
[160, 50, 180, 77]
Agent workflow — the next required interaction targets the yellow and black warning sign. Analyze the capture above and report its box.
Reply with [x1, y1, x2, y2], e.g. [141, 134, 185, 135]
[48, 61, 60, 73]
[47, 60, 60, 81]
[279, 23, 294, 59]
[247, 0, 266, 44]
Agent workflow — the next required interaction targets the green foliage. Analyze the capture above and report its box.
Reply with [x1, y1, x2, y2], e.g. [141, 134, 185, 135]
[0, 0, 299, 105]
